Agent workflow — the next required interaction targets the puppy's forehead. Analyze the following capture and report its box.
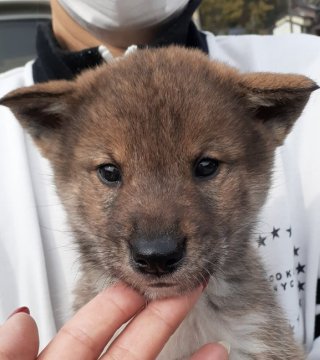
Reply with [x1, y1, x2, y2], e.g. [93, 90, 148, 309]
[76, 48, 250, 160]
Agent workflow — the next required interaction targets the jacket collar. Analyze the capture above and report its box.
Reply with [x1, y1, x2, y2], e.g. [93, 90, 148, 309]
[33, 0, 207, 83]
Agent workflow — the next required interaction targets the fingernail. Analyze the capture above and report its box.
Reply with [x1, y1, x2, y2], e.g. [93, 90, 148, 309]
[218, 341, 231, 355]
[7, 306, 30, 319]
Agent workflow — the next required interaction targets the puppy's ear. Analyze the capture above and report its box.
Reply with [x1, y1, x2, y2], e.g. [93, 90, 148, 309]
[0, 80, 75, 150]
[241, 73, 318, 145]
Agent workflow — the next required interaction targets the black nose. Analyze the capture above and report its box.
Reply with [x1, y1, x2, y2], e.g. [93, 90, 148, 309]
[130, 235, 186, 276]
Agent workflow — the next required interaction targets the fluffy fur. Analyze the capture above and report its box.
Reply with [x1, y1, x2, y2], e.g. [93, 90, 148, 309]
[1, 47, 318, 359]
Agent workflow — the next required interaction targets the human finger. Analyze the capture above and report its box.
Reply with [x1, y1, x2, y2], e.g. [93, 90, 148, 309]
[0, 311, 39, 360]
[38, 283, 145, 360]
[103, 285, 203, 360]
[190, 342, 230, 360]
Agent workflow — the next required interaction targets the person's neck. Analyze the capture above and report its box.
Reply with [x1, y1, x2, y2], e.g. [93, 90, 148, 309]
[51, 0, 156, 56]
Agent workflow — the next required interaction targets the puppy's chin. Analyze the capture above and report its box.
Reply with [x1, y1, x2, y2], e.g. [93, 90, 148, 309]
[119, 273, 207, 300]
[143, 286, 188, 300]
[107, 263, 210, 300]
[127, 283, 193, 301]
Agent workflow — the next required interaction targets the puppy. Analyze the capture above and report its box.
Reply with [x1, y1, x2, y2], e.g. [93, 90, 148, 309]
[1, 47, 317, 359]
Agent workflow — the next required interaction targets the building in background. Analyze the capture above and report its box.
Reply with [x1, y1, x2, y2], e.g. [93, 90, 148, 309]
[273, 3, 320, 35]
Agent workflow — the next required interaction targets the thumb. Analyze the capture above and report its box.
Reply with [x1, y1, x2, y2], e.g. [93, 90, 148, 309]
[0, 311, 39, 360]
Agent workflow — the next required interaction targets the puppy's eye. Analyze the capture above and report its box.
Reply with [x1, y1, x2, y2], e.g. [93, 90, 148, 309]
[194, 158, 219, 179]
[98, 164, 121, 185]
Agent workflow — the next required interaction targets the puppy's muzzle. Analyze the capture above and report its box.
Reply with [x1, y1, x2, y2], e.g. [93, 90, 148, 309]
[130, 235, 186, 276]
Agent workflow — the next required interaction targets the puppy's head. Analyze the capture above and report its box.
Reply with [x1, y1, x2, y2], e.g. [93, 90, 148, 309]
[1, 47, 317, 299]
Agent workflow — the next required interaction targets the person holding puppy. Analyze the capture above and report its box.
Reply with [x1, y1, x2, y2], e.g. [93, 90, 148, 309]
[0, 0, 320, 359]
[0, 1, 230, 358]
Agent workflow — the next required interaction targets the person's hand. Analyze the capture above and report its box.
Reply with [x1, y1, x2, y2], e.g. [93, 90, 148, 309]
[0, 283, 229, 359]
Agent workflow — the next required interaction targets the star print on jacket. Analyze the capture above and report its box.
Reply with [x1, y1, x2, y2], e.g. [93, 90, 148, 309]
[286, 227, 292, 237]
[257, 236, 266, 247]
[296, 263, 306, 274]
[271, 227, 280, 239]
[256, 224, 307, 337]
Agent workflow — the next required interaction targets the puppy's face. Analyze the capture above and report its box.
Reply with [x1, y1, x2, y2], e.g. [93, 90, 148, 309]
[1, 48, 317, 299]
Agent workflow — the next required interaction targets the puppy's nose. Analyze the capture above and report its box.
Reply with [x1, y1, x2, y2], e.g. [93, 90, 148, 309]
[130, 236, 185, 276]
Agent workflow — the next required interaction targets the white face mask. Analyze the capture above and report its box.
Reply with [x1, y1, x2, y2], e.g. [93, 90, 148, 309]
[58, 0, 189, 31]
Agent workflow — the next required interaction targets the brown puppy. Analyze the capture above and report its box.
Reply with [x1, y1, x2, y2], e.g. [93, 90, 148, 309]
[1, 47, 317, 359]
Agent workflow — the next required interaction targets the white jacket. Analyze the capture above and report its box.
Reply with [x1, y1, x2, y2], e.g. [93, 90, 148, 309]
[1, 33, 320, 358]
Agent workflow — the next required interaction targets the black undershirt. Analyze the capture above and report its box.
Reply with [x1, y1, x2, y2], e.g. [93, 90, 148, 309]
[315, 279, 320, 338]
[32, 0, 208, 83]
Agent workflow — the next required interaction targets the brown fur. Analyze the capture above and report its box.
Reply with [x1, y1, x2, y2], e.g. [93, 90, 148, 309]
[1, 47, 318, 359]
